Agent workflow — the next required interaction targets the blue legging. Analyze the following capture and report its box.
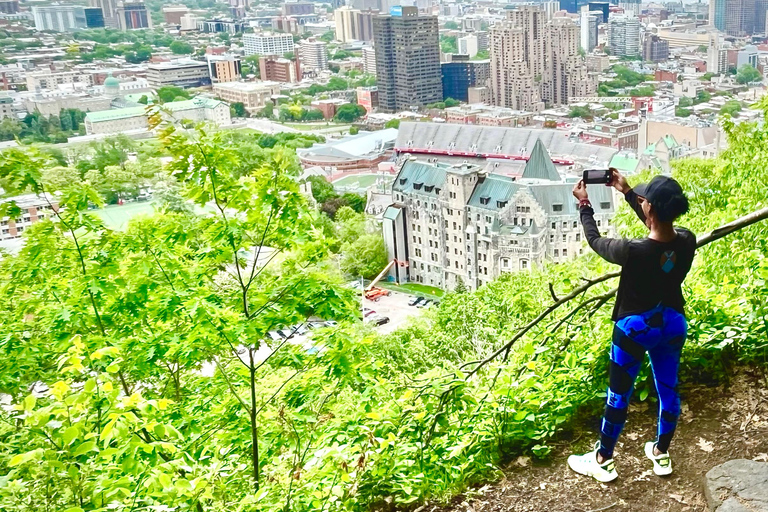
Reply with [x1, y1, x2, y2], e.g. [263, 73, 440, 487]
[599, 305, 687, 459]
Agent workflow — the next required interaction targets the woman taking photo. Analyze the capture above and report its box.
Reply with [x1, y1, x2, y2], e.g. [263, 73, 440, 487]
[567, 169, 694, 482]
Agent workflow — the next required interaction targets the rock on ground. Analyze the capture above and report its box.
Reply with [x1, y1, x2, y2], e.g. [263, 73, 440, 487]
[704, 459, 768, 512]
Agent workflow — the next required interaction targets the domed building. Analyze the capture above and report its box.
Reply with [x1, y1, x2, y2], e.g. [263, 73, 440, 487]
[104, 73, 120, 99]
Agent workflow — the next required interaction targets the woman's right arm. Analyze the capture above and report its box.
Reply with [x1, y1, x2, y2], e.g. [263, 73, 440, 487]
[610, 168, 647, 223]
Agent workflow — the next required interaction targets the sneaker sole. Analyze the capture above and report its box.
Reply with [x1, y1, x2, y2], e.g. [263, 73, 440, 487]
[644, 443, 673, 476]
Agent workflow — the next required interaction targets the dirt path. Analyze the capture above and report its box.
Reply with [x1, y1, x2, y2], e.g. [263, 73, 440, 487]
[439, 370, 768, 512]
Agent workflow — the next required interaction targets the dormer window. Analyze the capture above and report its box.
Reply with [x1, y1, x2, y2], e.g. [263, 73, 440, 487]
[425, 185, 434, 192]
[399, 178, 407, 185]
[435, 187, 441, 194]
[497, 200, 508, 208]
[553, 204, 563, 212]
[413, 182, 423, 190]
[480, 196, 490, 205]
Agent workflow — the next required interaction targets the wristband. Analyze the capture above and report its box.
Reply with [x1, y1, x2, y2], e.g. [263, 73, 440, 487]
[578, 199, 592, 209]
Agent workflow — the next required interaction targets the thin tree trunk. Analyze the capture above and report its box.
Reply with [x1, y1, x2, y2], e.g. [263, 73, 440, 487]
[249, 348, 259, 492]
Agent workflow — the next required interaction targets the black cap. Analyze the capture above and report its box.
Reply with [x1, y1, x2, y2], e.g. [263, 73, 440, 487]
[633, 175, 689, 222]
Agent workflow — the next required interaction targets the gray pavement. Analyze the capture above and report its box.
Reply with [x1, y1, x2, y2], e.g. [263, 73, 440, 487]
[362, 290, 427, 334]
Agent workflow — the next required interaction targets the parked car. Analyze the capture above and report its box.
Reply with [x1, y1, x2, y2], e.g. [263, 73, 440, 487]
[277, 329, 294, 339]
[267, 331, 282, 342]
[363, 308, 377, 317]
[408, 296, 422, 306]
[324, 320, 338, 327]
[364, 287, 391, 301]
[292, 324, 308, 335]
[416, 299, 431, 308]
[370, 315, 390, 326]
[308, 321, 326, 329]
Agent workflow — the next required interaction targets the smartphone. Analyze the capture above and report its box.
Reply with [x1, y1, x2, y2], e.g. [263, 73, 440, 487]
[583, 169, 612, 185]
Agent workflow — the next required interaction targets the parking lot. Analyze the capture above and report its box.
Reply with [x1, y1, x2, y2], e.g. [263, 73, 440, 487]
[362, 289, 431, 334]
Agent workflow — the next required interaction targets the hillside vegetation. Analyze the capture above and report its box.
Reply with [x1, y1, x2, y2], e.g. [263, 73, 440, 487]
[0, 104, 767, 511]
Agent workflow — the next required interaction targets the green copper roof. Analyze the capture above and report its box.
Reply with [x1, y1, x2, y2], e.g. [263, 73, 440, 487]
[467, 174, 519, 210]
[85, 97, 225, 123]
[85, 106, 147, 122]
[383, 205, 401, 221]
[663, 134, 678, 149]
[521, 139, 560, 181]
[392, 160, 447, 195]
[609, 153, 639, 173]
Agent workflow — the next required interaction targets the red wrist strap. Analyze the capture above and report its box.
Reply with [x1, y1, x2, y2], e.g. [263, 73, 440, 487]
[578, 199, 592, 208]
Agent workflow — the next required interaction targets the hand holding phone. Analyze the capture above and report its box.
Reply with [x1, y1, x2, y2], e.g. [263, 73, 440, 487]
[583, 169, 612, 184]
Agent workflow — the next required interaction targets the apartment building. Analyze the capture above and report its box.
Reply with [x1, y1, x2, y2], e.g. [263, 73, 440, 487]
[147, 60, 211, 88]
[207, 55, 242, 83]
[298, 39, 329, 72]
[211, 81, 281, 111]
[243, 32, 295, 56]
[362, 46, 376, 76]
[383, 139, 615, 290]
[489, 5, 594, 112]
[372, 6, 442, 112]
[26, 70, 93, 92]
[1, 194, 59, 241]
[441, 57, 490, 102]
[334, 6, 377, 42]
[259, 55, 301, 83]
[643, 34, 670, 62]
[608, 15, 641, 57]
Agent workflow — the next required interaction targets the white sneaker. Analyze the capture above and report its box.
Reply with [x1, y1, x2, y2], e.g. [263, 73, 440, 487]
[644, 441, 673, 476]
[567, 441, 618, 482]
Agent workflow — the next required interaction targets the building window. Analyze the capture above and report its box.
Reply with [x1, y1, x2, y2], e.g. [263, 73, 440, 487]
[573, 221, 578, 228]
[521, 260, 528, 270]
[551, 222, 556, 229]
[453, 222, 457, 230]
[576, 233, 581, 242]
[563, 221, 567, 229]
[485, 216, 492, 223]
[521, 218, 526, 226]
[597, 220, 602, 227]
[563, 249, 568, 257]
[554, 249, 559, 257]
[563, 234, 567, 242]
[553, 204, 563, 212]
[455, 261, 459, 268]
[550, 234, 554, 243]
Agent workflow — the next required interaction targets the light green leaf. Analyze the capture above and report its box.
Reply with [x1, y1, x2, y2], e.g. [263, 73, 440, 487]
[73, 441, 97, 457]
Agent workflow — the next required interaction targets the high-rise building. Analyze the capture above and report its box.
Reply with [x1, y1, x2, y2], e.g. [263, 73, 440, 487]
[489, 6, 594, 112]
[116, 0, 152, 30]
[147, 60, 211, 88]
[560, 0, 578, 13]
[608, 15, 641, 57]
[373, 6, 442, 112]
[619, 0, 641, 15]
[207, 55, 242, 83]
[32, 5, 87, 31]
[458, 34, 478, 58]
[441, 56, 490, 102]
[707, 33, 728, 74]
[335, 6, 377, 42]
[0, 0, 19, 14]
[259, 55, 301, 82]
[580, 7, 599, 53]
[643, 34, 669, 62]
[709, 0, 765, 35]
[588, 2, 609, 22]
[362, 46, 376, 75]
[297, 39, 328, 72]
[89, 0, 119, 28]
[282, 2, 313, 15]
[243, 32, 295, 56]
[84, 7, 105, 27]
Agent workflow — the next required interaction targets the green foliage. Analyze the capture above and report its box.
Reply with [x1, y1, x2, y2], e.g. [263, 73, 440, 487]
[676, 107, 692, 118]
[440, 35, 458, 54]
[385, 119, 401, 129]
[169, 40, 194, 55]
[319, 30, 335, 43]
[444, 21, 460, 29]
[628, 85, 655, 97]
[230, 102, 248, 118]
[568, 106, 593, 119]
[736, 64, 762, 84]
[349, 126, 359, 135]
[472, 49, 489, 60]
[157, 86, 191, 104]
[0, 109, 88, 144]
[340, 233, 389, 279]
[241, 54, 262, 79]
[333, 103, 366, 123]
[307, 76, 350, 96]
[720, 100, 743, 117]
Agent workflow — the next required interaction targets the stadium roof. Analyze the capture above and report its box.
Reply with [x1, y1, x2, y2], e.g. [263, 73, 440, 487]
[396, 122, 617, 167]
